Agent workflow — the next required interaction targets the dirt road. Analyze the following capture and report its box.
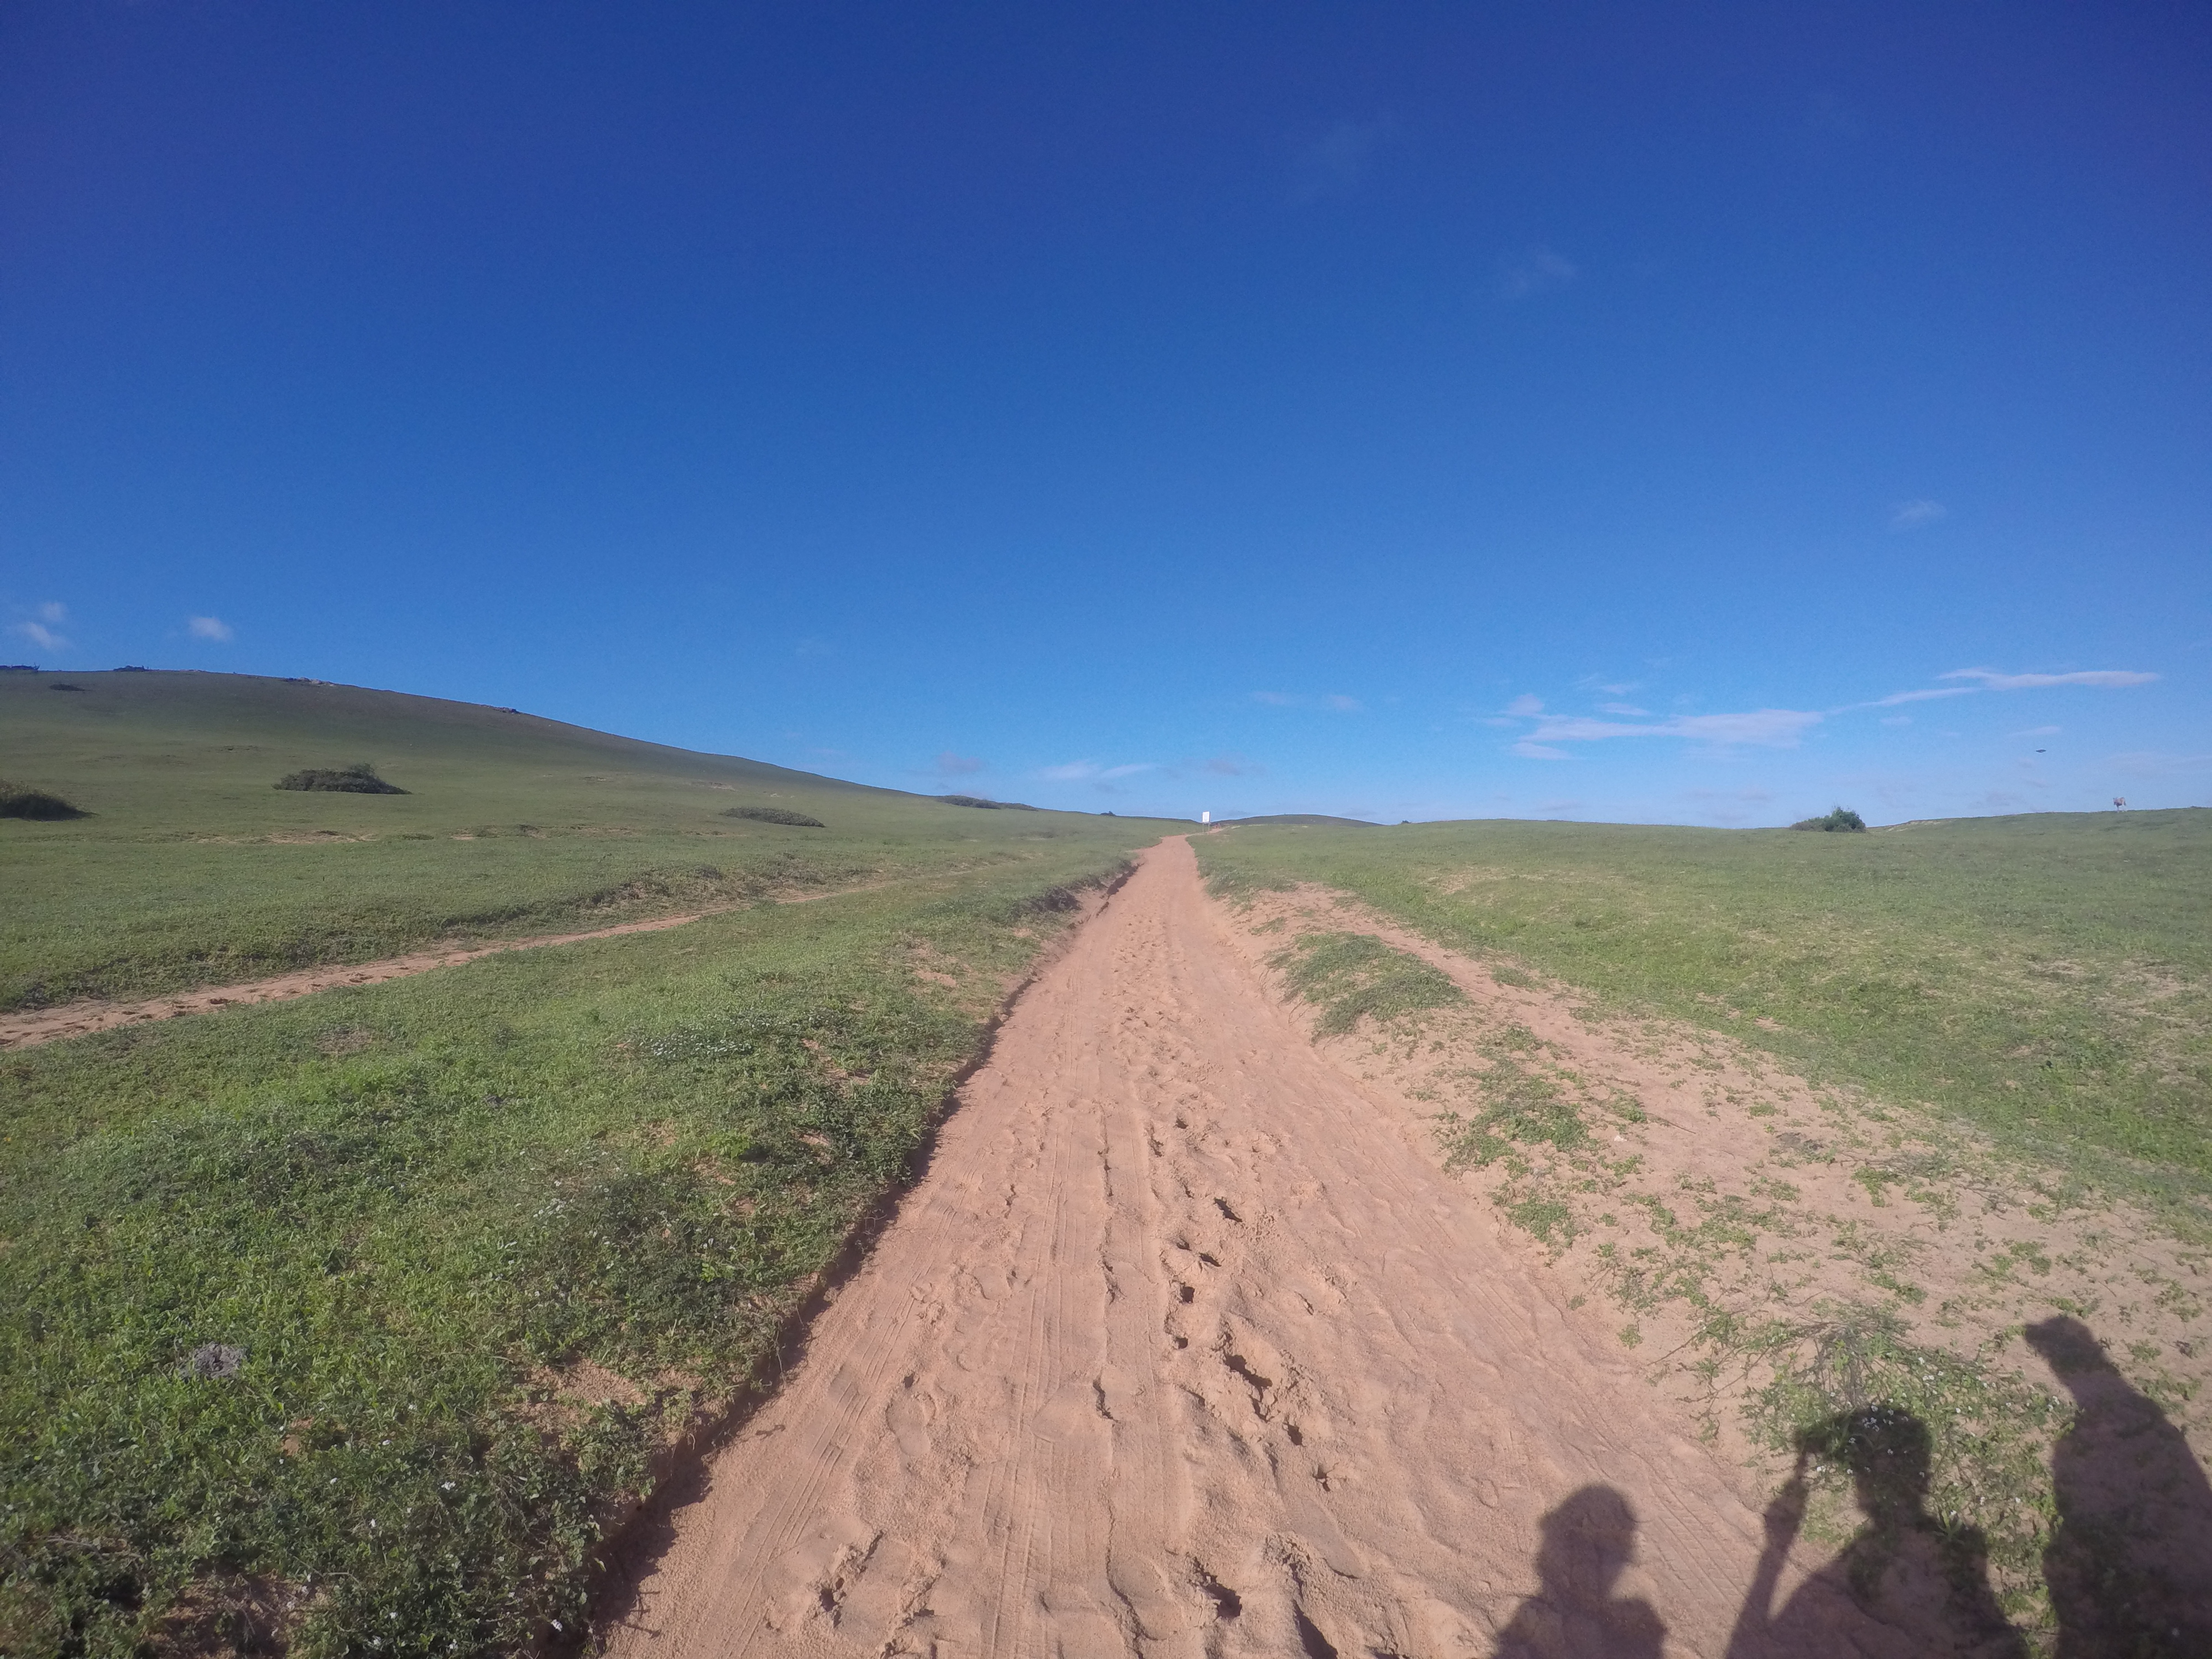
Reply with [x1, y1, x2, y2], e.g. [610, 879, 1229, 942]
[603, 839, 1871, 1657]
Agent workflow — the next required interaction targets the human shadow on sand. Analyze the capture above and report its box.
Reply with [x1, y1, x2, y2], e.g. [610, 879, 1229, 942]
[2027, 1316, 2212, 1656]
[1727, 1404, 2025, 1658]
[1489, 1485, 1665, 1658]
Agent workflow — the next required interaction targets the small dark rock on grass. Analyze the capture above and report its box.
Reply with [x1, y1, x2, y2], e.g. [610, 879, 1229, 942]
[179, 1343, 247, 1381]
[722, 805, 826, 827]
[0, 779, 86, 819]
[1790, 806, 1867, 832]
[275, 761, 408, 794]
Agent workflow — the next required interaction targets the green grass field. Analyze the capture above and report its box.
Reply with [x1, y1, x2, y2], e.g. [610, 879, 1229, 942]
[1, 672, 1169, 1656]
[0, 670, 1160, 1012]
[1196, 811, 2212, 1223]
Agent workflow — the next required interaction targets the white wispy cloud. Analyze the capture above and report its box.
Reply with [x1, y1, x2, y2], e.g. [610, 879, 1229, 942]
[1529, 708, 1822, 748]
[1503, 693, 1544, 717]
[1511, 741, 1571, 760]
[1253, 691, 1363, 712]
[1890, 499, 1948, 530]
[1499, 245, 1578, 299]
[11, 621, 66, 651]
[1940, 667, 2157, 691]
[1040, 760, 1155, 782]
[1598, 701, 1648, 716]
[1204, 754, 1261, 777]
[933, 751, 984, 776]
[10, 601, 69, 653]
[1869, 686, 1979, 707]
[187, 615, 234, 642]
[1289, 117, 1392, 203]
[2011, 726, 2062, 738]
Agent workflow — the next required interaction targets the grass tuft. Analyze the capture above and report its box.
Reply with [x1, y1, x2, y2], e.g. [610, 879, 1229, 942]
[1271, 931, 1464, 1036]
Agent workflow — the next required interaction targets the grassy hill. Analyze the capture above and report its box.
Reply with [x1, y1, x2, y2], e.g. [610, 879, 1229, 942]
[1, 672, 1171, 1656]
[0, 670, 1160, 1010]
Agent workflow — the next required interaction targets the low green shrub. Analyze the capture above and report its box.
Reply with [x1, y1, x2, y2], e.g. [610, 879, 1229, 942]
[0, 780, 84, 820]
[274, 763, 408, 795]
[1791, 806, 1867, 832]
[721, 806, 826, 828]
[940, 795, 1036, 811]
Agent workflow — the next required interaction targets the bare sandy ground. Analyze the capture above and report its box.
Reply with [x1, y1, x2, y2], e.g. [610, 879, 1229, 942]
[599, 839, 1891, 1658]
[0, 881, 898, 1052]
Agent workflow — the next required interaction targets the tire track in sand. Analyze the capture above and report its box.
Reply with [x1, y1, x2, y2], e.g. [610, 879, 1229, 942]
[0, 879, 908, 1052]
[601, 838, 1866, 1657]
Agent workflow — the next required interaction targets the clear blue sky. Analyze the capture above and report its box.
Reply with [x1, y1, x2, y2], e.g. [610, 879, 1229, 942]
[5, 2, 2206, 825]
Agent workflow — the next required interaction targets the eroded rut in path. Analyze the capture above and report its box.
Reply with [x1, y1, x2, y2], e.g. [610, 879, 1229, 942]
[603, 839, 1866, 1658]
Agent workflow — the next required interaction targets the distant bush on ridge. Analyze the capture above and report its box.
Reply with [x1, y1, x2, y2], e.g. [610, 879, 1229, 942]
[941, 794, 1038, 811]
[1791, 806, 1867, 832]
[275, 762, 409, 795]
[722, 805, 826, 827]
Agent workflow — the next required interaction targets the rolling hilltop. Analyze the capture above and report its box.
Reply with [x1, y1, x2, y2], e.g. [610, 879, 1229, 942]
[0, 669, 1171, 1010]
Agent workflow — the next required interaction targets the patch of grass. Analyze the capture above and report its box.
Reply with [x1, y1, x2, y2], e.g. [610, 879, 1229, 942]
[274, 762, 409, 794]
[1747, 1307, 2065, 1623]
[1195, 810, 2212, 1223]
[1436, 1056, 1587, 1168]
[1270, 931, 1464, 1036]
[720, 806, 826, 828]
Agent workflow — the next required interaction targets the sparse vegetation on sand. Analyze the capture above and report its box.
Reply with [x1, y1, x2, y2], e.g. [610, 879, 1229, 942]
[721, 805, 826, 827]
[1200, 812, 2212, 1640]
[1200, 810, 2212, 1206]
[0, 671, 1168, 1655]
[0, 779, 84, 820]
[275, 760, 409, 794]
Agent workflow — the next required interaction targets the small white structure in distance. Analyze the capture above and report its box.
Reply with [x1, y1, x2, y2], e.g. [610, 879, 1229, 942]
[1202, 811, 1211, 825]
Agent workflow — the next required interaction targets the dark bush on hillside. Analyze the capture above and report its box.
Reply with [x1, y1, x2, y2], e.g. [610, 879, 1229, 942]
[1791, 806, 1867, 832]
[0, 780, 85, 820]
[275, 762, 409, 795]
[49, 682, 85, 692]
[941, 794, 1037, 811]
[721, 805, 826, 828]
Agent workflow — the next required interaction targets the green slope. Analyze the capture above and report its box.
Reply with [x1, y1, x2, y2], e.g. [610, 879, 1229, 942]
[0, 670, 1154, 1009]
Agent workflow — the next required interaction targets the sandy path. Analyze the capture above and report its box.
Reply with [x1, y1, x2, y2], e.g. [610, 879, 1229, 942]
[0, 883, 896, 1052]
[602, 839, 1866, 1658]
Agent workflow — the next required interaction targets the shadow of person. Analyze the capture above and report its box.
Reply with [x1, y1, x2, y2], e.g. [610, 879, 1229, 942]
[1727, 1404, 2025, 1657]
[2027, 1316, 2212, 1656]
[1490, 1485, 1664, 1658]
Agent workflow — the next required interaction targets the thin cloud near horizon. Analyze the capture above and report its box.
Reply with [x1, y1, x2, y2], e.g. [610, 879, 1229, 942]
[1499, 664, 2158, 759]
[1038, 760, 1155, 782]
